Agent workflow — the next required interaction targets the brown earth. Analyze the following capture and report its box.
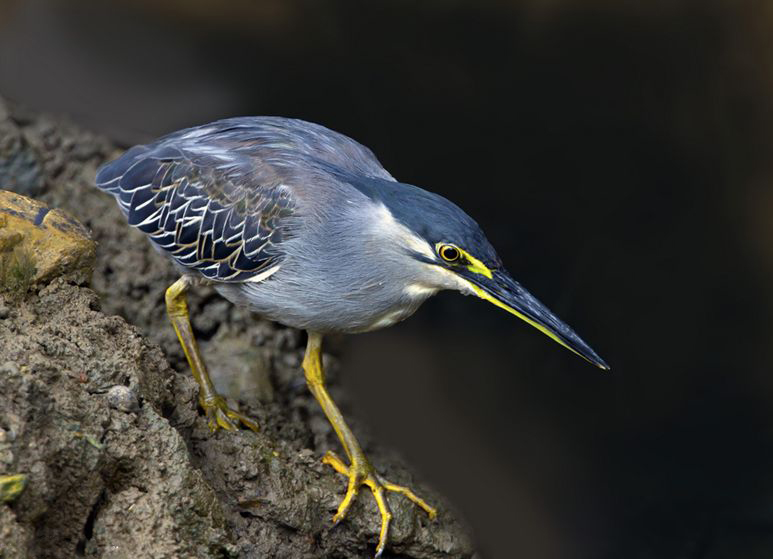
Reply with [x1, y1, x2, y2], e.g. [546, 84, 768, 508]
[0, 98, 474, 559]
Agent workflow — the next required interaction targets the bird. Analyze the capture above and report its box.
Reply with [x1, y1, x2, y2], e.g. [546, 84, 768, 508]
[95, 116, 609, 557]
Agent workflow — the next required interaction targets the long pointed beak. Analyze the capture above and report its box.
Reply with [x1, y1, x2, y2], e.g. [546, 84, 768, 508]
[463, 269, 610, 370]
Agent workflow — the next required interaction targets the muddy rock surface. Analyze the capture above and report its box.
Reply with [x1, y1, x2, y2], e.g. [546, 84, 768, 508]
[0, 97, 474, 559]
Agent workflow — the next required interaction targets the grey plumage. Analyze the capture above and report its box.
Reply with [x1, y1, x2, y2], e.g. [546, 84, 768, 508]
[96, 117, 478, 332]
[96, 116, 607, 366]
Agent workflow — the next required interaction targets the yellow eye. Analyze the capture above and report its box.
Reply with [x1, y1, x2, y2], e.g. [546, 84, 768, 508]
[438, 244, 461, 262]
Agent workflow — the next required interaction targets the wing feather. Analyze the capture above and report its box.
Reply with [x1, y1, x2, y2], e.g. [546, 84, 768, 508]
[96, 116, 394, 282]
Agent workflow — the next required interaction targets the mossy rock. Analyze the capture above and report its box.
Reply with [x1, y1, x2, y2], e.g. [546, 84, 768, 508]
[0, 189, 95, 295]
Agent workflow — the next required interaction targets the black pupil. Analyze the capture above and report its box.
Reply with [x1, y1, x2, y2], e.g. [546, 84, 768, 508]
[442, 246, 459, 261]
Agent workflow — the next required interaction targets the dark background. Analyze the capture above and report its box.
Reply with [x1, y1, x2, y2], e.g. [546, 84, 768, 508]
[3, 1, 773, 557]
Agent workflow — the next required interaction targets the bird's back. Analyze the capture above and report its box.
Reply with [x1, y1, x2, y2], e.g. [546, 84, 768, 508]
[95, 117, 394, 282]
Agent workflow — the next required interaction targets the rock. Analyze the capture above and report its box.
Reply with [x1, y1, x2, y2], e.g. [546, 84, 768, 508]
[203, 333, 275, 404]
[0, 280, 474, 559]
[0, 281, 233, 559]
[0, 507, 31, 559]
[0, 106, 45, 197]
[0, 361, 18, 375]
[0, 189, 96, 292]
[105, 385, 140, 414]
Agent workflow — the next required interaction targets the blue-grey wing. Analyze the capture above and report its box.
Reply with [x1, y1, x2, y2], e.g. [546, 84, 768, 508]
[95, 124, 300, 282]
[96, 116, 394, 282]
[173, 116, 394, 181]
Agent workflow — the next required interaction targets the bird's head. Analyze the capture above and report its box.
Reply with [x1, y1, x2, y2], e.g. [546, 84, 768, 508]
[360, 178, 609, 370]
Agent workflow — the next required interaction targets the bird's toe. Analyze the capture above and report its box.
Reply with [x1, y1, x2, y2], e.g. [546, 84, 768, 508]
[201, 394, 259, 433]
[322, 451, 435, 557]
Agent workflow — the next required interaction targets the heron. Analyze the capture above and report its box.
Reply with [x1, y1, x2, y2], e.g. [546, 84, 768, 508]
[95, 116, 608, 557]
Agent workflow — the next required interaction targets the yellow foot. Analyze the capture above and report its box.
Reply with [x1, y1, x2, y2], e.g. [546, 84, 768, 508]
[200, 393, 259, 433]
[322, 451, 437, 557]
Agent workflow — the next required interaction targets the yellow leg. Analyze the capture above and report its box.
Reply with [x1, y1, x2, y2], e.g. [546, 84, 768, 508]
[165, 277, 258, 433]
[302, 332, 437, 557]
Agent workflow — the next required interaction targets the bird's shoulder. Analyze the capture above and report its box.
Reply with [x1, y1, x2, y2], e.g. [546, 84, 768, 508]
[159, 116, 393, 188]
[99, 116, 396, 208]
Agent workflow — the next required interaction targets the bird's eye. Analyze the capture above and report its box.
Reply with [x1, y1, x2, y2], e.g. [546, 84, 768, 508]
[438, 244, 461, 262]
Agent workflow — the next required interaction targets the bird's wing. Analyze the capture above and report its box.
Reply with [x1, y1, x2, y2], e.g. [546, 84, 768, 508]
[95, 124, 300, 283]
[188, 116, 395, 182]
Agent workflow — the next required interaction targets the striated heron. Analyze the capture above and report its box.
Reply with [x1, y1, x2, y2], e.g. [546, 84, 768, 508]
[95, 117, 608, 557]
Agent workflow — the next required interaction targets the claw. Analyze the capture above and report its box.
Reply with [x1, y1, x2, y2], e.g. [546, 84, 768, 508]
[322, 451, 437, 557]
[200, 394, 259, 433]
[303, 334, 436, 556]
